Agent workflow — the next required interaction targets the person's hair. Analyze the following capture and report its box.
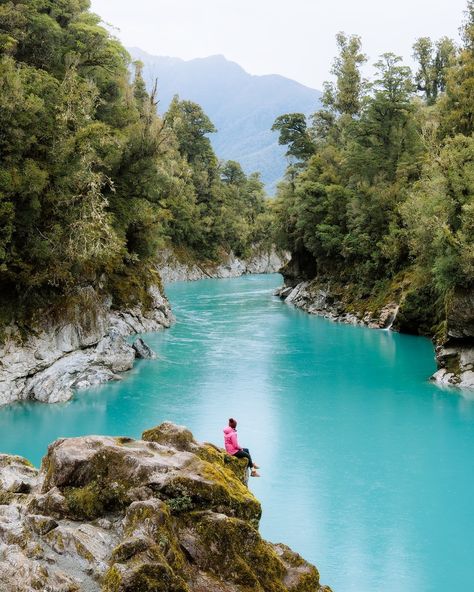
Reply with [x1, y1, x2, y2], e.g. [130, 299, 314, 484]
[228, 418, 237, 429]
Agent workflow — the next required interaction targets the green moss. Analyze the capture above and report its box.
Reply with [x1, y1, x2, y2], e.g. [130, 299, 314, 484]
[124, 501, 185, 572]
[107, 263, 162, 311]
[195, 444, 248, 483]
[111, 537, 151, 562]
[161, 465, 261, 523]
[395, 284, 443, 335]
[102, 565, 122, 592]
[0, 491, 15, 505]
[115, 437, 134, 445]
[444, 352, 462, 377]
[118, 562, 188, 592]
[166, 495, 194, 514]
[74, 539, 95, 563]
[64, 479, 127, 520]
[0, 455, 36, 469]
[183, 512, 287, 592]
[142, 423, 195, 452]
[45, 529, 65, 553]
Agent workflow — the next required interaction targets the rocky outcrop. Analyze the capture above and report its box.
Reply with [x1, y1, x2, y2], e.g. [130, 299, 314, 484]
[276, 281, 399, 330]
[0, 422, 331, 592]
[278, 258, 474, 389]
[157, 247, 289, 283]
[0, 286, 172, 406]
[432, 289, 474, 389]
[132, 337, 156, 360]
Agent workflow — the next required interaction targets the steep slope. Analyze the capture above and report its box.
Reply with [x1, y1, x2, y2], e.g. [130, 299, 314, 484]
[129, 48, 322, 194]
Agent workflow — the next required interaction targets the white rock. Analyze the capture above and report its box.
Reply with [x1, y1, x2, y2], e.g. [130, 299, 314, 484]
[156, 246, 289, 283]
[0, 284, 173, 406]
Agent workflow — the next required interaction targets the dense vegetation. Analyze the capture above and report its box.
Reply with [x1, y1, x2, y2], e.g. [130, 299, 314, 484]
[0, 0, 271, 322]
[273, 2, 474, 334]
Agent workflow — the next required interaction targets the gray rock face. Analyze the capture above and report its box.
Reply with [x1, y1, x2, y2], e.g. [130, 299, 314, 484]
[132, 337, 156, 359]
[432, 345, 474, 389]
[0, 286, 173, 406]
[0, 423, 331, 592]
[157, 246, 289, 283]
[432, 289, 474, 388]
[276, 281, 398, 330]
[278, 276, 474, 390]
[446, 290, 474, 339]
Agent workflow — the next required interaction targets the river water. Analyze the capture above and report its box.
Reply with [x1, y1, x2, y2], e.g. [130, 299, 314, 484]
[1, 274, 474, 591]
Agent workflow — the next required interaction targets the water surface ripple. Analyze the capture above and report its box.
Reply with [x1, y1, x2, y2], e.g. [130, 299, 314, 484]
[1, 274, 473, 592]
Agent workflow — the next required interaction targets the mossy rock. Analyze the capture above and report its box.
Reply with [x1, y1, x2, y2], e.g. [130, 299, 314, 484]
[102, 557, 189, 592]
[395, 284, 443, 336]
[161, 461, 261, 523]
[123, 500, 185, 572]
[63, 480, 128, 521]
[179, 511, 318, 592]
[142, 423, 196, 452]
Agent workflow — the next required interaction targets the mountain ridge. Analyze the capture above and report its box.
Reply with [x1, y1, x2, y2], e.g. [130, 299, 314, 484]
[128, 47, 322, 193]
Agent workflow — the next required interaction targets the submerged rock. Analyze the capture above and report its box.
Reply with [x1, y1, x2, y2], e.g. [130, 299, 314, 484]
[0, 423, 331, 591]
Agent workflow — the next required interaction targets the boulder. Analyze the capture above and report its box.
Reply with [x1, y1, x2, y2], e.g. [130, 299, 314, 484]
[0, 423, 331, 592]
[132, 337, 156, 359]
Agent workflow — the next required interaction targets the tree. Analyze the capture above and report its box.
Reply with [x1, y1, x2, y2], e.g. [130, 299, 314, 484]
[413, 36, 456, 105]
[271, 113, 314, 162]
[328, 32, 367, 117]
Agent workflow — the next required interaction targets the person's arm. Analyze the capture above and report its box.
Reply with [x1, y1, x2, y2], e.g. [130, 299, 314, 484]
[231, 431, 241, 451]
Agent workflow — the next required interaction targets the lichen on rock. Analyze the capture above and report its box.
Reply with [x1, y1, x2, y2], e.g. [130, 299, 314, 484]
[0, 422, 331, 591]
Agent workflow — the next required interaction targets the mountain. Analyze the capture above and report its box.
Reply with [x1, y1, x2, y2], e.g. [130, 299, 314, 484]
[128, 48, 322, 194]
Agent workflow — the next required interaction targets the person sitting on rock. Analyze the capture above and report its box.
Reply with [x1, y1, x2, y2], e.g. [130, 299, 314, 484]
[223, 418, 260, 477]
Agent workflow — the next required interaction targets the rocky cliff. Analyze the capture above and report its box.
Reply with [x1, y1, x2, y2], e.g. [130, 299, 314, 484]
[0, 285, 173, 406]
[432, 289, 474, 389]
[0, 422, 331, 592]
[156, 247, 289, 283]
[277, 255, 474, 389]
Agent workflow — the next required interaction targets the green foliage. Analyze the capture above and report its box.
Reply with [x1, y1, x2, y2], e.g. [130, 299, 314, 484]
[275, 5, 474, 322]
[0, 0, 272, 324]
[271, 113, 314, 162]
[413, 36, 456, 105]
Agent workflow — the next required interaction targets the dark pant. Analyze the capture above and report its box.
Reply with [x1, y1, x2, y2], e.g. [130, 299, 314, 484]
[234, 447, 253, 469]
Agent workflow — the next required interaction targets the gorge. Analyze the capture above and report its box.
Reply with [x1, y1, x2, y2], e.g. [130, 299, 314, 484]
[2, 274, 474, 592]
[1, 0, 473, 590]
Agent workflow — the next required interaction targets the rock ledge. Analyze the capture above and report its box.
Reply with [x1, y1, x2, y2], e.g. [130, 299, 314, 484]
[0, 423, 331, 592]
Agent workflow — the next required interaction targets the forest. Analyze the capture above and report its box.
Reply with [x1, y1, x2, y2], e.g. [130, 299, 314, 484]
[273, 1, 473, 335]
[1, 0, 473, 339]
[0, 0, 272, 324]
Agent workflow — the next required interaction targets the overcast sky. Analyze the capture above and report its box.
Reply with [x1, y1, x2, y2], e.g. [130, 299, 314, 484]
[90, 0, 468, 89]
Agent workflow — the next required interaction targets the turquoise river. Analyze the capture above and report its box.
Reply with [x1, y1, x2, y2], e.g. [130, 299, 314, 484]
[1, 274, 474, 592]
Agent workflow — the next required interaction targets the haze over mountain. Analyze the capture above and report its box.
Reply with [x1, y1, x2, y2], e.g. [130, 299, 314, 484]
[129, 48, 322, 194]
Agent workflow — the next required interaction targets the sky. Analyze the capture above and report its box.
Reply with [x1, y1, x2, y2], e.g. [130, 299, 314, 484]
[90, 0, 468, 89]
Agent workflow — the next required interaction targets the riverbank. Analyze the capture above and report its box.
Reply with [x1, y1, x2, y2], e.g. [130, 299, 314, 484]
[1, 273, 468, 591]
[0, 284, 173, 406]
[156, 246, 288, 283]
[276, 259, 474, 389]
[0, 246, 287, 407]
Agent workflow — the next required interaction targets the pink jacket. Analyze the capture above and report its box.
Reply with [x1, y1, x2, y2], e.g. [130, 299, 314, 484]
[223, 426, 241, 455]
